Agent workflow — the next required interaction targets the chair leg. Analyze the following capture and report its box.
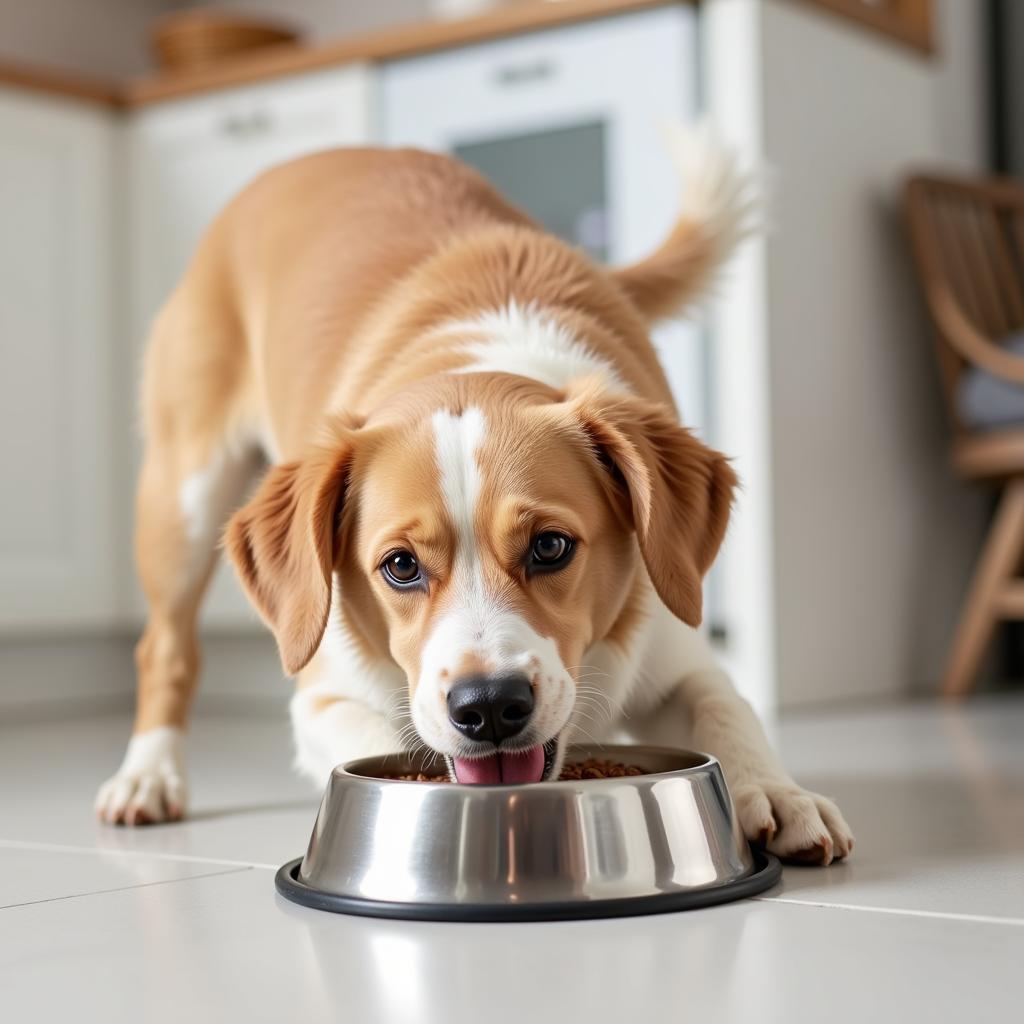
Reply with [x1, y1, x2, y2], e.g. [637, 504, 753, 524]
[941, 477, 1024, 699]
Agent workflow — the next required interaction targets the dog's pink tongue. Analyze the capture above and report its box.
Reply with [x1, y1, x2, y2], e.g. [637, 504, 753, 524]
[453, 745, 545, 784]
[452, 754, 501, 785]
[499, 745, 546, 783]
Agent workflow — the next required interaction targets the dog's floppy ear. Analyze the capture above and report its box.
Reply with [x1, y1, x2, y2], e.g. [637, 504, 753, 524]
[566, 379, 737, 626]
[224, 422, 359, 676]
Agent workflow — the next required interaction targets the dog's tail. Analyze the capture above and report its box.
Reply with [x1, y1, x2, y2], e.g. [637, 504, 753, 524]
[612, 121, 761, 324]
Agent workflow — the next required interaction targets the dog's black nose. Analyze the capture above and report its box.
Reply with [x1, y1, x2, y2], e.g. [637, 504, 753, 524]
[446, 673, 534, 744]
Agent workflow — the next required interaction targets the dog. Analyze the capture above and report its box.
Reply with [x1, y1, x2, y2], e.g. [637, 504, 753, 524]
[95, 129, 853, 865]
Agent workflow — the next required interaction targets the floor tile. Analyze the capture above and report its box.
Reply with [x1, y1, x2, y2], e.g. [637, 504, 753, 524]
[1, 866, 1019, 1024]
[773, 695, 1024, 920]
[0, 843, 247, 909]
[0, 712, 319, 867]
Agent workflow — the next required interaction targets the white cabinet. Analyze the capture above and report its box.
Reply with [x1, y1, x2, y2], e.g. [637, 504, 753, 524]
[381, 6, 706, 436]
[129, 65, 374, 629]
[0, 89, 120, 631]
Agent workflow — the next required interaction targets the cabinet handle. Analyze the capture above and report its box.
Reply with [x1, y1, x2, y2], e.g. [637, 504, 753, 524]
[219, 110, 273, 138]
[220, 113, 245, 136]
[492, 58, 555, 87]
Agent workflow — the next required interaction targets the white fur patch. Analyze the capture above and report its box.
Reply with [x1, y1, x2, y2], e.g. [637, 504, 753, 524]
[290, 573, 408, 784]
[94, 726, 187, 824]
[436, 300, 628, 392]
[291, 683, 406, 785]
[177, 439, 261, 587]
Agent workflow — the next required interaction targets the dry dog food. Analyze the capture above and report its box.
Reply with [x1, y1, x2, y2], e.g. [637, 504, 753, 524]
[558, 758, 646, 780]
[382, 758, 647, 783]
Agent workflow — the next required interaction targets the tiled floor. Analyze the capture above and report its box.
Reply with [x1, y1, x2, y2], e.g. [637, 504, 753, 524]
[1, 696, 1021, 1022]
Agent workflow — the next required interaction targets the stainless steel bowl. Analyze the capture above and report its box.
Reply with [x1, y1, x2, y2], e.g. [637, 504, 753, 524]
[276, 744, 780, 921]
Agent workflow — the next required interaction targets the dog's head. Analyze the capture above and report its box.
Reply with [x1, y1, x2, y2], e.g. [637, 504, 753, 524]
[225, 374, 735, 782]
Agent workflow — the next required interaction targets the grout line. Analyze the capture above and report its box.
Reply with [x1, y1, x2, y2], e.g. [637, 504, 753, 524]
[757, 895, 1024, 928]
[0, 866, 252, 912]
[0, 837, 280, 872]
[4, 841, 1024, 925]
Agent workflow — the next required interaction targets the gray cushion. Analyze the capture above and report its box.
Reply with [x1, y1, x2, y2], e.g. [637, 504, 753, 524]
[957, 331, 1024, 430]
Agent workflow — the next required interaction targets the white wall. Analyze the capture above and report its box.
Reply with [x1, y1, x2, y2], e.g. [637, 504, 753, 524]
[760, 0, 989, 706]
[0, 0, 167, 76]
[0, 633, 287, 720]
[173, 0, 431, 41]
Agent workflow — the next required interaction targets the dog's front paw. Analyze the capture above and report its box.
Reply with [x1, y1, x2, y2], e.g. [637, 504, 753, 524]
[732, 780, 853, 866]
[95, 727, 187, 826]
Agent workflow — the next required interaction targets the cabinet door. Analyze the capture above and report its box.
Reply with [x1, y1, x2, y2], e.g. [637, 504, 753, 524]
[380, 7, 706, 434]
[0, 90, 119, 631]
[130, 65, 374, 630]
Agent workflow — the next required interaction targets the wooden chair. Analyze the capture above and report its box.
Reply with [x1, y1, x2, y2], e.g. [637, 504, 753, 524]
[905, 174, 1024, 698]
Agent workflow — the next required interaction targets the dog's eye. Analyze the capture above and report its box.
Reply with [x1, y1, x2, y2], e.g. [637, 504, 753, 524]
[529, 532, 574, 572]
[382, 550, 421, 587]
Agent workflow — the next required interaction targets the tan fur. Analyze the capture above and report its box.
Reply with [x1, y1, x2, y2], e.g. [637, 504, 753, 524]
[224, 421, 357, 675]
[555, 377, 737, 627]
[612, 216, 724, 324]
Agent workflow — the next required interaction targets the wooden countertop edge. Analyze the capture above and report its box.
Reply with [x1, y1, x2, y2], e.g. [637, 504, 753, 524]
[0, 58, 124, 108]
[3, 0, 688, 110]
[0, 0, 939, 109]
[125, 0, 688, 106]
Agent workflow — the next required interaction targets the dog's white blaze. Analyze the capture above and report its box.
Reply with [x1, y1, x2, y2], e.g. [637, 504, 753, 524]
[410, 407, 576, 755]
[437, 300, 629, 392]
[432, 406, 485, 557]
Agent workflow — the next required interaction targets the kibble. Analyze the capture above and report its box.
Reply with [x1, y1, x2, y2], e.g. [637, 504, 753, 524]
[558, 758, 646, 780]
[381, 758, 646, 783]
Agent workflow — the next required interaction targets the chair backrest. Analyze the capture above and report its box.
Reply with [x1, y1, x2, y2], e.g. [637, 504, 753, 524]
[905, 174, 1024, 426]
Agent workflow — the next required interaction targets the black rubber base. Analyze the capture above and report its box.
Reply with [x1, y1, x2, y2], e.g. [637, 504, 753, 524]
[275, 848, 781, 922]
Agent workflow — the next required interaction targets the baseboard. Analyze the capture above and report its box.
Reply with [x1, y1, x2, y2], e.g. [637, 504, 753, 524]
[0, 630, 289, 720]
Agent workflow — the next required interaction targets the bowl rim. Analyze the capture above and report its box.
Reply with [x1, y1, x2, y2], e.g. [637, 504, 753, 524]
[334, 743, 719, 789]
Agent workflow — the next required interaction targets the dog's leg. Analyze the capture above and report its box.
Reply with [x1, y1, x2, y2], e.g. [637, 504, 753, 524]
[625, 605, 853, 865]
[95, 433, 258, 825]
[96, 266, 262, 825]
